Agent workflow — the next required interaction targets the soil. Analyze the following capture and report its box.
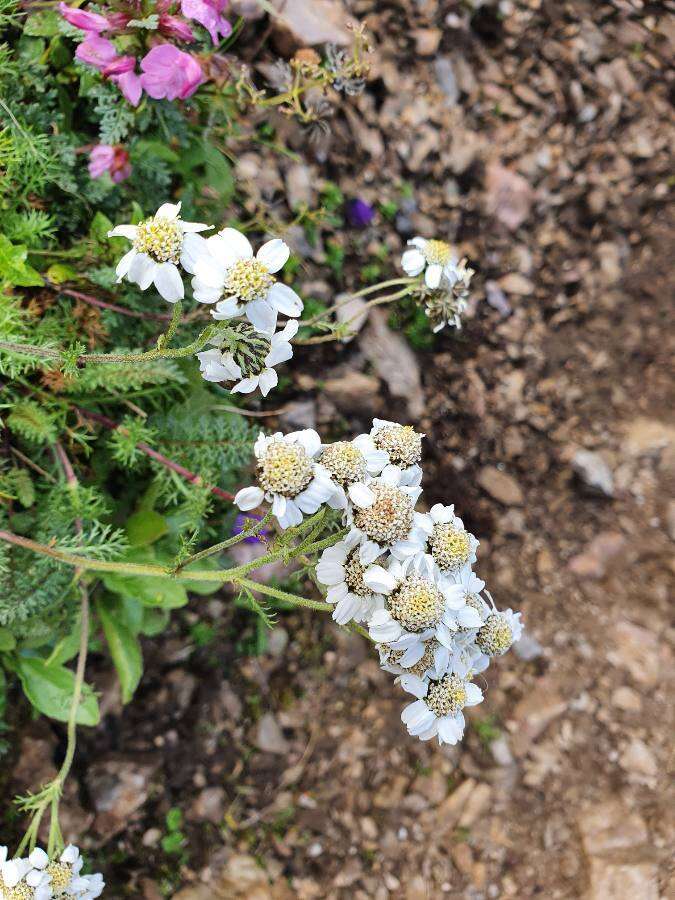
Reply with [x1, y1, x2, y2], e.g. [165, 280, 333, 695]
[5, 1, 675, 898]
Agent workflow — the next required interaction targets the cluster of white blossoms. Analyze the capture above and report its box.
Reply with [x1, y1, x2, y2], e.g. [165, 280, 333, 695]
[235, 420, 522, 745]
[109, 205, 304, 397]
[0, 845, 103, 900]
[401, 236, 475, 332]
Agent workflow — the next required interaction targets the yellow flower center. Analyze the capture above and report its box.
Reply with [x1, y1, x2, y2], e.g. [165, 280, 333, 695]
[422, 239, 452, 265]
[429, 523, 471, 572]
[352, 483, 414, 546]
[0, 879, 38, 900]
[387, 640, 438, 677]
[372, 424, 422, 468]
[133, 216, 183, 263]
[258, 441, 313, 497]
[320, 442, 367, 486]
[46, 861, 73, 893]
[476, 613, 513, 657]
[223, 259, 275, 303]
[426, 674, 467, 717]
[387, 574, 445, 632]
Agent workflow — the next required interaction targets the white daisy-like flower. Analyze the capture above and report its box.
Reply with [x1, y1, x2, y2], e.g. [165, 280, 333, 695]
[234, 430, 335, 529]
[0, 847, 52, 900]
[191, 228, 303, 335]
[421, 257, 475, 333]
[368, 419, 424, 484]
[346, 466, 426, 563]
[315, 531, 386, 625]
[317, 435, 389, 510]
[475, 606, 523, 658]
[401, 672, 484, 745]
[378, 637, 450, 681]
[109, 201, 210, 302]
[410, 503, 479, 580]
[27, 844, 104, 900]
[196, 319, 298, 397]
[364, 558, 468, 651]
[401, 236, 461, 290]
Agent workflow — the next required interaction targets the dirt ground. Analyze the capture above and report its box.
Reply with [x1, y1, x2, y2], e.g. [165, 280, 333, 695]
[6, 1, 675, 897]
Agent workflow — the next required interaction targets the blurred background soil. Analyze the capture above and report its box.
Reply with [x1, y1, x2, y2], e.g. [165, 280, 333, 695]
[8, 1, 675, 897]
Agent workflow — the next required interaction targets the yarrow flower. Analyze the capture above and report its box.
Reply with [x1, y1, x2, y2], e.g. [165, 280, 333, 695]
[316, 531, 385, 625]
[192, 228, 303, 335]
[401, 672, 484, 745]
[401, 238, 475, 332]
[196, 319, 298, 396]
[0, 844, 104, 899]
[109, 201, 210, 302]
[401, 237, 459, 289]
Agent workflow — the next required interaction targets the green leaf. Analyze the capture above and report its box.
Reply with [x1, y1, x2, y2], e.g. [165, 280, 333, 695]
[44, 620, 81, 667]
[89, 211, 114, 245]
[126, 510, 169, 547]
[203, 142, 234, 205]
[23, 10, 61, 37]
[98, 600, 143, 704]
[140, 607, 170, 637]
[16, 657, 100, 726]
[0, 627, 16, 651]
[101, 549, 188, 609]
[0, 235, 43, 287]
[134, 140, 180, 164]
[45, 263, 78, 285]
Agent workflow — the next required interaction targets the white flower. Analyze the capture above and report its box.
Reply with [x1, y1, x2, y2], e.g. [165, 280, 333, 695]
[378, 637, 450, 680]
[410, 503, 479, 580]
[234, 430, 335, 529]
[24, 844, 105, 900]
[368, 419, 424, 483]
[316, 531, 386, 625]
[475, 606, 523, 658]
[316, 435, 389, 510]
[109, 201, 210, 302]
[365, 558, 465, 651]
[196, 319, 298, 397]
[0, 847, 52, 900]
[191, 228, 303, 335]
[401, 673, 484, 745]
[422, 258, 475, 333]
[401, 236, 460, 290]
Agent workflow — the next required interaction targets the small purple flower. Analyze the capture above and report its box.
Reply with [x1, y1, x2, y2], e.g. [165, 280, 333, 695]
[345, 198, 375, 229]
[233, 512, 269, 545]
[181, 0, 232, 45]
[140, 44, 204, 100]
[59, 1, 109, 32]
[75, 34, 117, 70]
[88, 144, 131, 183]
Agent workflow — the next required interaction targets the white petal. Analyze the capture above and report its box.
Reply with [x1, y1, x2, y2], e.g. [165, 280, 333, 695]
[363, 565, 397, 594]
[277, 499, 303, 529]
[465, 682, 484, 706]
[115, 247, 137, 279]
[211, 296, 241, 317]
[231, 376, 259, 394]
[399, 674, 428, 698]
[326, 582, 349, 604]
[258, 368, 278, 397]
[29, 848, 48, 869]
[155, 201, 181, 219]
[180, 232, 208, 274]
[456, 607, 482, 628]
[128, 253, 156, 290]
[348, 483, 375, 508]
[108, 224, 138, 239]
[437, 716, 462, 745]
[180, 220, 210, 233]
[266, 282, 303, 316]
[358, 540, 383, 565]
[245, 299, 277, 335]
[316, 559, 345, 586]
[215, 227, 253, 261]
[272, 493, 287, 519]
[265, 339, 293, 368]
[234, 486, 264, 511]
[289, 429, 322, 458]
[425, 264, 442, 288]
[401, 247, 425, 275]
[196, 283, 225, 305]
[256, 238, 290, 273]
[153, 262, 184, 302]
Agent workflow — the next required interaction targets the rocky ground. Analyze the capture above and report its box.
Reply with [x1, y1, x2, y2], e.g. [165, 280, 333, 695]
[6, 1, 675, 897]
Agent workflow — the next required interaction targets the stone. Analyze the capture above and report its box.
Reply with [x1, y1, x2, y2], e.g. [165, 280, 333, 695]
[255, 712, 289, 755]
[188, 786, 226, 824]
[362, 309, 425, 418]
[451, 843, 474, 876]
[485, 162, 534, 231]
[323, 370, 380, 414]
[285, 163, 314, 210]
[280, 400, 316, 431]
[608, 620, 662, 686]
[457, 782, 492, 827]
[572, 449, 615, 496]
[173, 853, 290, 899]
[490, 736, 515, 766]
[510, 682, 567, 756]
[335, 292, 370, 340]
[477, 466, 524, 505]
[588, 860, 658, 900]
[485, 280, 512, 316]
[87, 757, 158, 840]
[619, 739, 658, 778]
[270, 0, 353, 51]
[568, 531, 626, 579]
[434, 57, 458, 104]
[414, 28, 442, 56]
[667, 499, 675, 541]
[611, 686, 642, 711]
[498, 272, 534, 296]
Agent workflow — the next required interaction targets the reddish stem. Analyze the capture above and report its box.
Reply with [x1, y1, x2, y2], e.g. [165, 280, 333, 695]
[75, 407, 235, 502]
[48, 283, 172, 322]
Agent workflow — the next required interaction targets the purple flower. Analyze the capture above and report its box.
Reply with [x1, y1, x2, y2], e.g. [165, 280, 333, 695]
[159, 13, 196, 42]
[59, 1, 109, 32]
[181, 0, 232, 45]
[75, 34, 117, 70]
[346, 198, 375, 229]
[140, 44, 205, 100]
[113, 69, 143, 106]
[232, 513, 269, 545]
[88, 144, 132, 183]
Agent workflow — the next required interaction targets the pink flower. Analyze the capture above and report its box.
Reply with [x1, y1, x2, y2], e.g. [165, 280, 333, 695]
[158, 13, 196, 42]
[140, 45, 204, 101]
[75, 34, 117, 70]
[180, 0, 231, 45]
[113, 69, 143, 106]
[59, 1, 109, 32]
[88, 144, 132, 183]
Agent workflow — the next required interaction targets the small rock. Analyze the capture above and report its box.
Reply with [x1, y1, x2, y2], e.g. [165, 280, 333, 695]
[335, 293, 370, 340]
[619, 739, 658, 779]
[451, 843, 474, 876]
[490, 736, 515, 767]
[610, 686, 642, 712]
[414, 28, 442, 56]
[188, 786, 226, 824]
[88, 757, 158, 840]
[510, 682, 567, 757]
[457, 782, 492, 828]
[477, 466, 524, 506]
[513, 633, 543, 661]
[568, 531, 625, 579]
[280, 400, 316, 431]
[498, 272, 534, 296]
[434, 57, 458, 104]
[323, 370, 380, 414]
[255, 712, 289, 755]
[485, 162, 534, 231]
[572, 448, 615, 496]
[285, 163, 314, 210]
[362, 309, 425, 418]
[267, 627, 289, 658]
[588, 860, 658, 900]
[667, 500, 675, 541]
[485, 280, 512, 317]
[142, 828, 162, 847]
[608, 621, 662, 687]
[271, 0, 353, 51]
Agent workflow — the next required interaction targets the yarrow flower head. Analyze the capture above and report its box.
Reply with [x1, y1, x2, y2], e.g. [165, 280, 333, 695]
[196, 319, 298, 397]
[401, 236, 459, 289]
[192, 228, 303, 335]
[317, 434, 389, 510]
[401, 672, 484, 745]
[476, 607, 523, 658]
[369, 419, 424, 480]
[0, 846, 51, 900]
[235, 430, 334, 529]
[0, 844, 103, 900]
[109, 201, 210, 302]
[316, 531, 385, 625]
[421, 258, 475, 332]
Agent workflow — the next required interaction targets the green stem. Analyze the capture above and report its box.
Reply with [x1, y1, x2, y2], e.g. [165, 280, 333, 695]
[173, 510, 273, 572]
[235, 577, 332, 612]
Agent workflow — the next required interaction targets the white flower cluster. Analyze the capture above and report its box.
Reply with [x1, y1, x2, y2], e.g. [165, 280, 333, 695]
[235, 420, 522, 746]
[109, 204, 304, 397]
[0, 845, 103, 900]
[401, 236, 475, 332]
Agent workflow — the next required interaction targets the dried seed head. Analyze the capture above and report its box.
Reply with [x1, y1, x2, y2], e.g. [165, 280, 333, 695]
[320, 442, 367, 486]
[258, 440, 313, 497]
[426, 674, 467, 717]
[352, 483, 414, 545]
[134, 216, 183, 263]
[388, 640, 438, 677]
[476, 613, 514, 657]
[343, 548, 372, 597]
[387, 574, 445, 633]
[422, 239, 452, 266]
[429, 522, 471, 573]
[219, 321, 271, 378]
[224, 258, 274, 303]
[372, 424, 422, 468]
